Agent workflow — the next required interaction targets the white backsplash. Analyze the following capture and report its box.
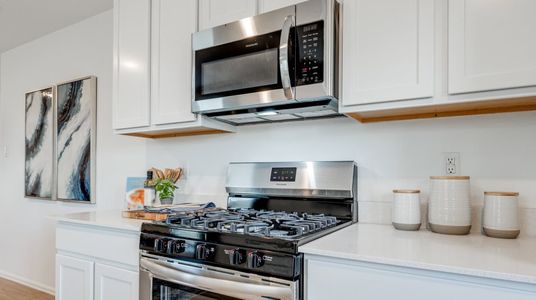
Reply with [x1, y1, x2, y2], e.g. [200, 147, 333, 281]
[149, 112, 536, 238]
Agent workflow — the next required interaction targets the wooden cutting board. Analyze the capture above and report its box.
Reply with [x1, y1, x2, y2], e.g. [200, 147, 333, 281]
[122, 210, 170, 221]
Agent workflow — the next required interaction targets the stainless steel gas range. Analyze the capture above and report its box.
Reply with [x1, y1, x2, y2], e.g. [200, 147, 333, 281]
[139, 161, 357, 300]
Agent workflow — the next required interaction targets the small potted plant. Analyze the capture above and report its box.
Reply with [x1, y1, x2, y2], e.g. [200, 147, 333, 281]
[148, 167, 183, 206]
[154, 178, 177, 205]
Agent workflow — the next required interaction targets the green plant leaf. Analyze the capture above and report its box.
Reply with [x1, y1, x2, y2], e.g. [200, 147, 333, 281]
[154, 178, 177, 200]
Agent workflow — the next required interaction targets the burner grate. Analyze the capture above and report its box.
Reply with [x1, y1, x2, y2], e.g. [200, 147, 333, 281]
[164, 209, 339, 239]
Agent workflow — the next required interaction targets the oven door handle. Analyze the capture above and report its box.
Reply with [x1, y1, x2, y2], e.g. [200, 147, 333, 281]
[141, 258, 293, 300]
[279, 15, 295, 100]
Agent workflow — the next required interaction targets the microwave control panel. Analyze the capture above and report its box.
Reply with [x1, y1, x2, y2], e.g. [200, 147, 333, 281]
[296, 21, 324, 86]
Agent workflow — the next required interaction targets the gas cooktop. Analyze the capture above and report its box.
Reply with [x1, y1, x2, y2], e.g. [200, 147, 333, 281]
[163, 208, 341, 240]
[141, 207, 350, 255]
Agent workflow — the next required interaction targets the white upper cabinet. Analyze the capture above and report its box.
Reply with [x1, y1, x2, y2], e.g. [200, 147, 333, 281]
[150, 0, 197, 125]
[113, 0, 235, 136]
[448, 0, 536, 94]
[198, 0, 258, 30]
[113, 0, 151, 130]
[342, 0, 434, 106]
[258, 0, 307, 13]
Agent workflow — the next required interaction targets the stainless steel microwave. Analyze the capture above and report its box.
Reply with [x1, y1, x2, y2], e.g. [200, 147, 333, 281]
[192, 0, 340, 125]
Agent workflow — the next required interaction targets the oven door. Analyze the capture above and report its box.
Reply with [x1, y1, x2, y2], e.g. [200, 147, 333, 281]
[192, 6, 297, 113]
[140, 255, 299, 300]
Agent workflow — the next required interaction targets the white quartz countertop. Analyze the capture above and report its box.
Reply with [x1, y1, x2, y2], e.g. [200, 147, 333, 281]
[52, 210, 146, 232]
[299, 224, 536, 285]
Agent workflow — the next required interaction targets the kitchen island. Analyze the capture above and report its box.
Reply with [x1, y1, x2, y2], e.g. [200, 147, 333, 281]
[299, 223, 536, 299]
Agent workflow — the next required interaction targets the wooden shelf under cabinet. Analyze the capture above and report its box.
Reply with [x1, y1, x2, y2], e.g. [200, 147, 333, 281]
[347, 96, 536, 123]
[124, 128, 230, 139]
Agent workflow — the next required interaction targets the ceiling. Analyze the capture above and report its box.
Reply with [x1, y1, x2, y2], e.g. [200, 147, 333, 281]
[0, 0, 113, 53]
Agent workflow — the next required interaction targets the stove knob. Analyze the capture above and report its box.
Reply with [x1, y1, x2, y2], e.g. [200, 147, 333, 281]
[247, 251, 264, 269]
[167, 240, 185, 255]
[195, 244, 214, 260]
[153, 238, 169, 253]
[228, 249, 246, 265]
[195, 244, 208, 259]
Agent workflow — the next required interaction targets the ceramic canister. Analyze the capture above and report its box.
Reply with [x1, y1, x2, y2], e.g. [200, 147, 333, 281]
[428, 176, 472, 235]
[392, 190, 421, 231]
[482, 192, 520, 239]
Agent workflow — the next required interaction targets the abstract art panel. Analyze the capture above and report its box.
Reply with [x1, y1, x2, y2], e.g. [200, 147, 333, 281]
[25, 88, 54, 199]
[56, 77, 96, 202]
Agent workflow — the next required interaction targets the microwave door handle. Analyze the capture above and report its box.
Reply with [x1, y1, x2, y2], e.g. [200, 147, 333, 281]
[141, 258, 293, 300]
[279, 15, 295, 100]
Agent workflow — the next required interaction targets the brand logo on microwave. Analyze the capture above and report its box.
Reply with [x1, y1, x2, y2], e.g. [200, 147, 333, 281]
[245, 42, 259, 48]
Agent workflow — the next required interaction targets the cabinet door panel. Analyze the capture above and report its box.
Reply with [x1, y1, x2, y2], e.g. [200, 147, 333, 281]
[113, 0, 151, 129]
[198, 0, 257, 30]
[258, 0, 306, 13]
[151, 0, 197, 125]
[95, 263, 139, 300]
[342, 0, 434, 105]
[56, 255, 94, 300]
[449, 0, 536, 94]
[306, 258, 536, 300]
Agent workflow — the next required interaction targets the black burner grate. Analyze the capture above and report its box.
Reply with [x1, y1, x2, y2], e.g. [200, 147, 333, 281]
[164, 208, 340, 240]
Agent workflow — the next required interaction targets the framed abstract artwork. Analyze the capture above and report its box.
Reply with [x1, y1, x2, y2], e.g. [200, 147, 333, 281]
[55, 76, 97, 203]
[25, 87, 54, 199]
[24, 76, 96, 203]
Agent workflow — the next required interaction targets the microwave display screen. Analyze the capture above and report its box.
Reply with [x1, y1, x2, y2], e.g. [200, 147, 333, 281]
[201, 49, 278, 95]
[270, 168, 297, 182]
[302, 23, 318, 33]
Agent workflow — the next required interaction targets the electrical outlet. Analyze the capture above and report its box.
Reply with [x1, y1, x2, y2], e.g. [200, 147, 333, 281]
[443, 152, 460, 175]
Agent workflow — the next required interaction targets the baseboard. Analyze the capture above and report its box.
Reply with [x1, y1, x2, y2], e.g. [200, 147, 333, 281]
[0, 270, 55, 296]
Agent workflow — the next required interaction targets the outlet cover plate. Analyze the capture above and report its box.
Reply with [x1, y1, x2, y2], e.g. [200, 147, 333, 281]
[443, 152, 460, 175]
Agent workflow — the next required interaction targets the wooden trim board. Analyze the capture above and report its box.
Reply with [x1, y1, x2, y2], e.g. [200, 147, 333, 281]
[123, 128, 229, 139]
[347, 96, 536, 123]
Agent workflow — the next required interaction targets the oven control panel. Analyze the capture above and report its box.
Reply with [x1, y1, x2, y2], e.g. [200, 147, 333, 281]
[296, 21, 324, 86]
[140, 234, 301, 279]
[270, 167, 297, 182]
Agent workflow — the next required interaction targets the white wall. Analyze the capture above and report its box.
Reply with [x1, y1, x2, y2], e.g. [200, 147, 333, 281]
[0, 10, 146, 293]
[146, 112, 536, 236]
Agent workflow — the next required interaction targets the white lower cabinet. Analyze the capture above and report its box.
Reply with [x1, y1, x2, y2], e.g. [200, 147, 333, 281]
[305, 255, 536, 300]
[56, 221, 141, 300]
[56, 255, 94, 300]
[95, 263, 139, 300]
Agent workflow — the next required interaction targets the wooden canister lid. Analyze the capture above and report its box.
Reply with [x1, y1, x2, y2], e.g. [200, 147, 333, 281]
[393, 189, 420, 194]
[484, 191, 519, 197]
[430, 176, 470, 180]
